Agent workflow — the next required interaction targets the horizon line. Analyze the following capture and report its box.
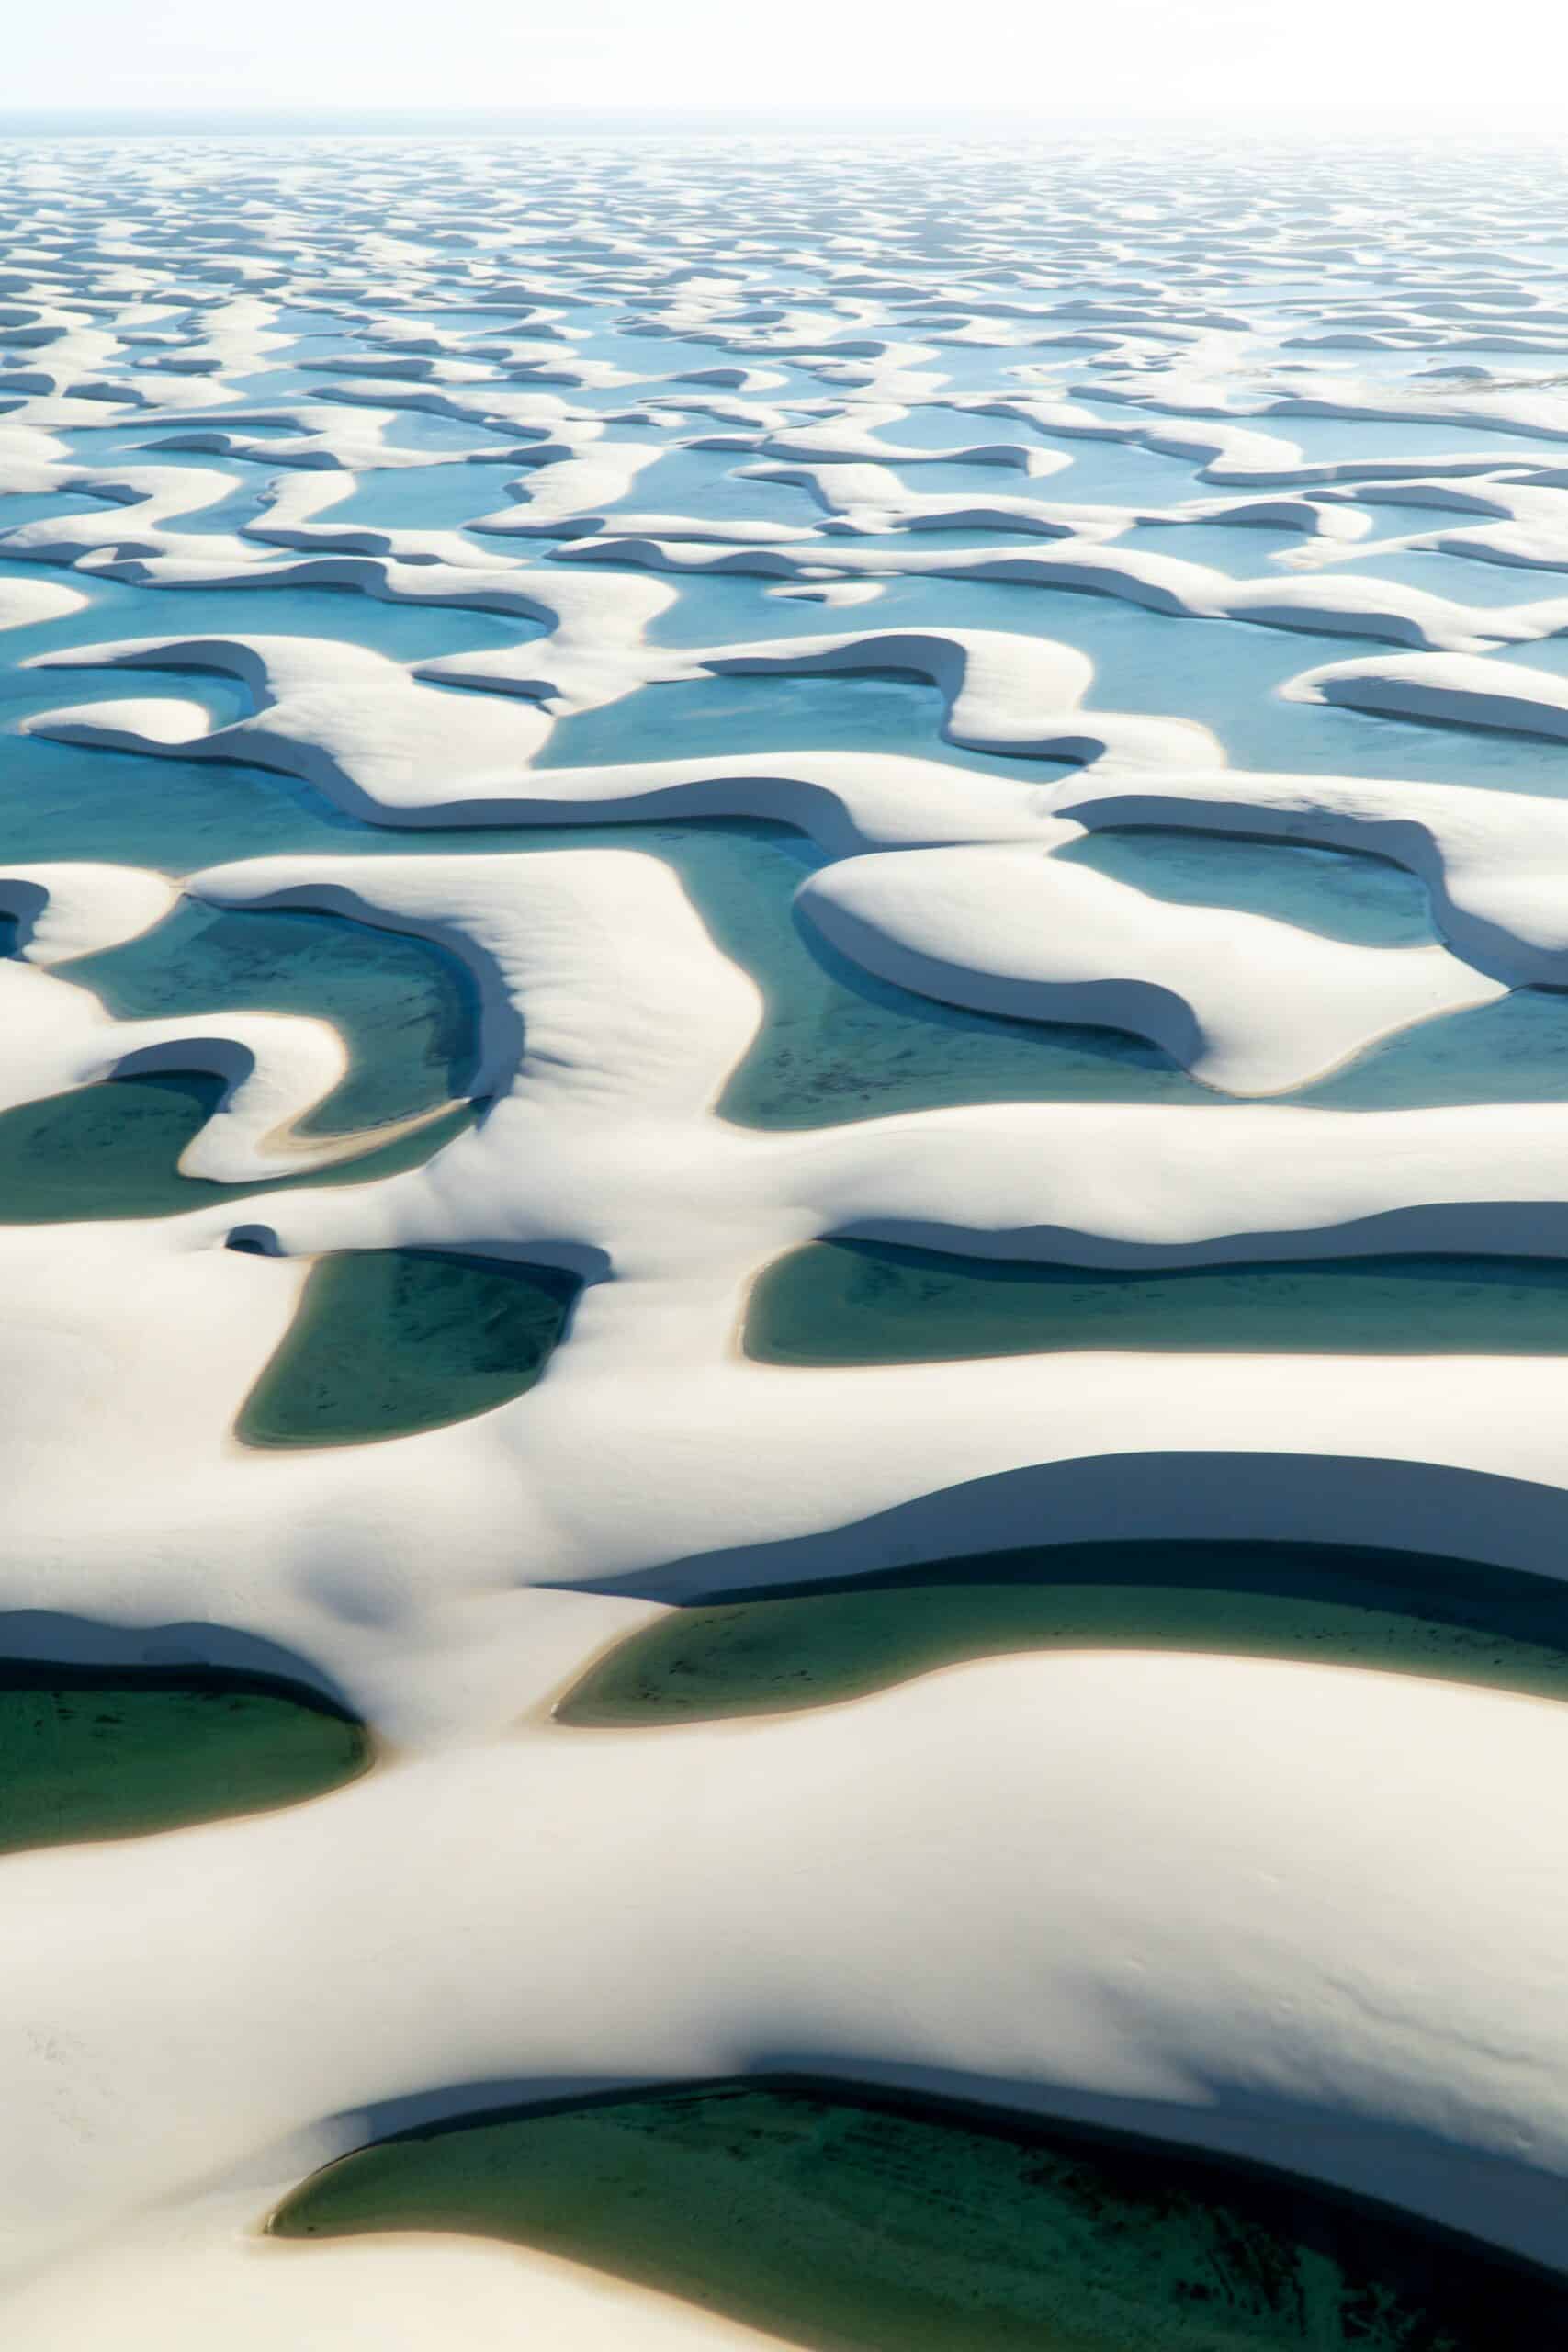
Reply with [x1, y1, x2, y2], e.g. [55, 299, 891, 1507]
[2, 100, 1566, 136]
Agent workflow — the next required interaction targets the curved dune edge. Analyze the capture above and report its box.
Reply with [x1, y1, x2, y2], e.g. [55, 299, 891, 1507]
[552, 527, 1568, 655]
[0, 575, 85, 631]
[1, 2193, 784, 2351]
[1288, 644, 1568, 739]
[17, 611, 1219, 803]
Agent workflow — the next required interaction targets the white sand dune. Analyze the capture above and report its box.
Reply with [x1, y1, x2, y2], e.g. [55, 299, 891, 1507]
[554, 528, 1568, 654]
[6, 2211, 783, 2352]
[10, 127, 1568, 2346]
[796, 843, 1506, 1093]
[1288, 644, 1568, 737]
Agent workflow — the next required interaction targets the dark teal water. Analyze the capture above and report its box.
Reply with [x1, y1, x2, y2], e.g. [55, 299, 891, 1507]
[562, 1535, 1568, 1724]
[748, 1238, 1568, 1363]
[238, 1246, 581, 1446]
[0, 1075, 476, 1224]
[67, 899, 479, 1135]
[0, 1660, 369, 1852]
[272, 2076, 1562, 2352]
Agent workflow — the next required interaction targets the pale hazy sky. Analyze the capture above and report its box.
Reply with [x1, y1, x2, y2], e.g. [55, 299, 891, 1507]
[6, 0, 1568, 120]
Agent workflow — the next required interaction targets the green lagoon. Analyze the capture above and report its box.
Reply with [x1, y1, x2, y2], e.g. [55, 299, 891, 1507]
[0, 1661, 368, 1852]
[0, 1073, 476, 1224]
[238, 1245, 581, 1446]
[747, 1238, 1568, 1363]
[559, 1537, 1568, 1725]
[272, 2076, 1561, 2350]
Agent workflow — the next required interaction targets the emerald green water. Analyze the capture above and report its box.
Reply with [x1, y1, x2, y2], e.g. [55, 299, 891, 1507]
[271, 2077, 1558, 2350]
[65, 899, 479, 1136]
[747, 1239, 1568, 1363]
[558, 1538, 1568, 1725]
[0, 1662, 368, 1852]
[0, 1074, 477, 1225]
[238, 1246, 581, 1447]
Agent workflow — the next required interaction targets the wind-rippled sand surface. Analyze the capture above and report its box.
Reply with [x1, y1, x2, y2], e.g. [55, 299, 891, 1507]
[10, 130, 1568, 2345]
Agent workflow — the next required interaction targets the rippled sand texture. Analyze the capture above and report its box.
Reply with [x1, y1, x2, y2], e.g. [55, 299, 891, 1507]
[13, 130, 1568, 2345]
